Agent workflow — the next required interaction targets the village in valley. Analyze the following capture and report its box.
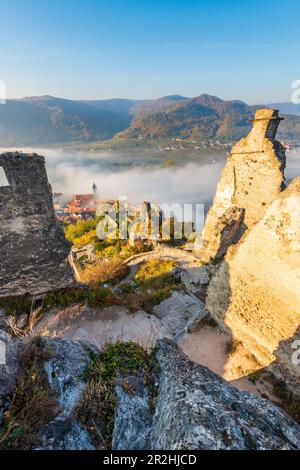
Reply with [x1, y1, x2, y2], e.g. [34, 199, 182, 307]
[1, 0, 300, 457]
[53, 183, 101, 223]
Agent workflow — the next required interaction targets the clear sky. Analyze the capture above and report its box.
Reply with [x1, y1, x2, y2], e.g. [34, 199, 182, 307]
[0, 0, 299, 103]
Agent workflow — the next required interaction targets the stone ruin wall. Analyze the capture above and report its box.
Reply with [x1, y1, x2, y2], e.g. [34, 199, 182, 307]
[201, 109, 286, 263]
[203, 109, 300, 386]
[0, 152, 74, 297]
[207, 179, 300, 383]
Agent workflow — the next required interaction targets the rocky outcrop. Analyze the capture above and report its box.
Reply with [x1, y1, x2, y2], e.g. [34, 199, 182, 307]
[37, 337, 95, 450]
[112, 375, 151, 450]
[0, 333, 96, 450]
[112, 339, 300, 450]
[178, 265, 210, 293]
[0, 152, 75, 297]
[206, 178, 300, 384]
[201, 109, 286, 263]
[37, 416, 94, 451]
[42, 337, 92, 415]
[1, 334, 300, 450]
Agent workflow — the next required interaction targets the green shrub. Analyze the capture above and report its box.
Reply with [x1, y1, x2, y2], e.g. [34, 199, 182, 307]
[248, 370, 261, 384]
[43, 287, 122, 310]
[135, 258, 177, 286]
[0, 295, 34, 317]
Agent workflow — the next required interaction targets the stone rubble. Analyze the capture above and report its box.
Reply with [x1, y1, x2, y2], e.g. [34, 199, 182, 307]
[153, 291, 209, 339]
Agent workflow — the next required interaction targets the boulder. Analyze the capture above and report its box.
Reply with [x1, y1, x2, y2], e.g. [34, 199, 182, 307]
[153, 291, 209, 338]
[147, 339, 300, 450]
[112, 375, 151, 450]
[206, 178, 300, 384]
[0, 330, 21, 405]
[42, 337, 92, 414]
[179, 265, 210, 292]
[37, 337, 95, 450]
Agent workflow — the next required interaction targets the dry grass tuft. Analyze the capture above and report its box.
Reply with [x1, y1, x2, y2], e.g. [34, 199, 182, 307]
[6, 307, 43, 338]
[79, 256, 129, 286]
[76, 379, 117, 449]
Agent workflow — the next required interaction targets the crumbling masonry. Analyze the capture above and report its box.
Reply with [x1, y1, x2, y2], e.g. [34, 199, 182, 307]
[0, 152, 75, 297]
[201, 108, 286, 262]
[203, 109, 300, 386]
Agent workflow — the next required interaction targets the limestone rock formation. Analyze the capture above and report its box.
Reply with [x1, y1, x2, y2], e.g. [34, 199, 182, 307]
[1, 333, 300, 450]
[113, 339, 300, 450]
[37, 337, 95, 450]
[37, 416, 95, 451]
[112, 374, 151, 450]
[206, 178, 300, 384]
[0, 152, 75, 297]
[201, 109, 286, 263]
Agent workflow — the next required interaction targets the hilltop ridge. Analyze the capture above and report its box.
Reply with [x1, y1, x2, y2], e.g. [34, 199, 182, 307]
[1, 93, 300, 147]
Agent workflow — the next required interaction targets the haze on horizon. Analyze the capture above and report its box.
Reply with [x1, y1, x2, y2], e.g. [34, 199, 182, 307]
[1, 0, 299, 104]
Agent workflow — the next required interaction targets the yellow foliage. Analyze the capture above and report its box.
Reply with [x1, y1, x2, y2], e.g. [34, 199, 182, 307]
[79, 256, 129, 286]
[72, 230, 98, 248]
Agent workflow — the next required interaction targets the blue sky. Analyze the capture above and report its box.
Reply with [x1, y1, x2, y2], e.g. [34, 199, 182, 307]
[0, 0, 299, 103]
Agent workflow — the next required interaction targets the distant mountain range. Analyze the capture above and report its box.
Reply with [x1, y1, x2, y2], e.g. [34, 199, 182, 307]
[268, 102, 300, 116]
[0, 94, 300, 146]
[120, 95, 300, 142]
[0, 96, 132, 146]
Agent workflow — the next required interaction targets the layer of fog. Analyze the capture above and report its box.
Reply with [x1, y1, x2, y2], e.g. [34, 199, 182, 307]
[42, 149, 300, 206]
[46, 151, 225, 207]
[1, 147, 300, 209]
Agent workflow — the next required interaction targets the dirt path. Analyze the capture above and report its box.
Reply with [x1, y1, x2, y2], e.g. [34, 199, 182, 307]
[122, 245, 208, 295]
[179, 325, 277, 400]
[123, 245, 202, 277]
[36, 246, 203, 350]
[35, 304, 173, 350]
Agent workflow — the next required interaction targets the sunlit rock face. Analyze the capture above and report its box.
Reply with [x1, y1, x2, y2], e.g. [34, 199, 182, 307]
[0, 152, 74, 297]
[201, 109, 286, 263]
[113, 339, 300, 450]
[206, 178, 300, 385]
